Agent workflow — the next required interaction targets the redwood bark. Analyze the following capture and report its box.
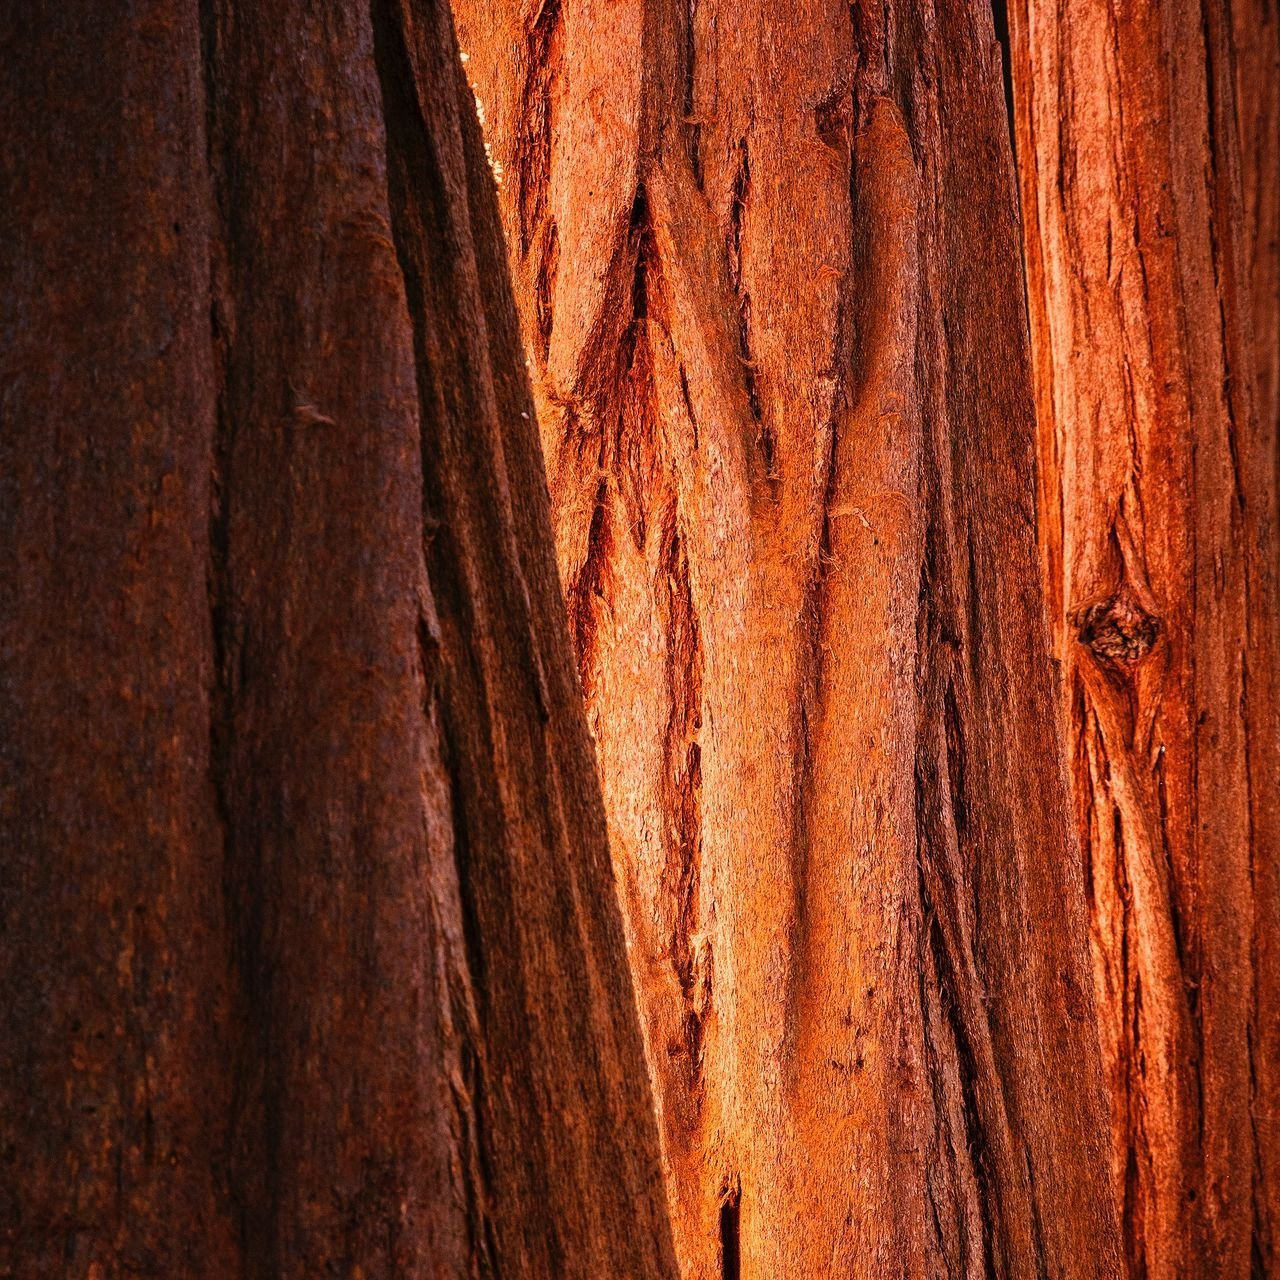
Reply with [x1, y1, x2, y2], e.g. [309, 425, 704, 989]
[1008, 1, 1280, 1277]
[451, 0, 1124, 1275]
[1, 4, 676, 1278]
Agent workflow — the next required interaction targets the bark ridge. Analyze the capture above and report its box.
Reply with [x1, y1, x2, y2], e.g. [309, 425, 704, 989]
[451, 0, 1125, 1274]
[0, 3, 677, 1276]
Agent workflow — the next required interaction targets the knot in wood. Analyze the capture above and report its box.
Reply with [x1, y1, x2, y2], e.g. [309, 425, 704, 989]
[1073, 586, 1162, 674]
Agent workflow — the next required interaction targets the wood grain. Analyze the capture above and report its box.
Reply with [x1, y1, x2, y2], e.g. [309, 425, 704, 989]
[451, 0, 1125, 1273]
[1, 3, 677, 1276]
[1008, 0, 1280, 1274]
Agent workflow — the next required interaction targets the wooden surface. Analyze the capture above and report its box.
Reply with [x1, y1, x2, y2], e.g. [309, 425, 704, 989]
[1, 3, 677, 1276]
[1008, 0, 1280, 1275]
[451, 0, 1125, 1274]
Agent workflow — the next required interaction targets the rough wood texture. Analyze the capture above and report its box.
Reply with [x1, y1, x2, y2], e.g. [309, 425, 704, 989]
[451, 0, 1124, 1274]
[1, 3, 677, 1277]
[1, 6, 234, 1272]
[1234, 0, 1279, 459]
[1008, 1, 1280, 1276]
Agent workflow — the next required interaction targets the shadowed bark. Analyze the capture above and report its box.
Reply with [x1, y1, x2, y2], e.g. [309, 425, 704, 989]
[0, 3, 678, 1277]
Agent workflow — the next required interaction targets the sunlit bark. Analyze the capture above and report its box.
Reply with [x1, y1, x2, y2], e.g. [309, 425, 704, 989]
[1008, 1, 1280, 1274]
[451, 0, 1124, 1274]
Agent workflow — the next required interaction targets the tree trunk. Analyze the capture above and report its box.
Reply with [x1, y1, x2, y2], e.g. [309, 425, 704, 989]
[450, 0, 1124, 1275]
[1007, 1, 1280, 1276]
[0, 4, 677, 1278]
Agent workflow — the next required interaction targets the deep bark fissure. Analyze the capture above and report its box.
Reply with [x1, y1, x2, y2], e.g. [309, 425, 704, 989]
[990, 0, 1017, 166]
[565, 470, 612, 698]
[663, 520, 707, 1057]
[718, 1180, 741, 1280]
[683, 0, 702, 186]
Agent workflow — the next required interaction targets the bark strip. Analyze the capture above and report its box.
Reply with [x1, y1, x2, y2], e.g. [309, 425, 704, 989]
[1008, 1, 1280, 1275]
[451, 0, 1125, 1274]
[1, 4, 678, 1277]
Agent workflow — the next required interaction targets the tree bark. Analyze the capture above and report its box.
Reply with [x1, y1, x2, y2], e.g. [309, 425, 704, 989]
[450, 0, 1124, 1275]
[1, 4, 677, 1278]
[1007, 1, 1280, 1276]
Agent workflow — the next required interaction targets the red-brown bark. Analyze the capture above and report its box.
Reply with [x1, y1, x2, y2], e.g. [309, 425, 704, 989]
[1, 4, 677, 1277]
[451, 0, 1125, 1274]
[1008, 1, 1280, 1275]
[0, 7, 235, 1270]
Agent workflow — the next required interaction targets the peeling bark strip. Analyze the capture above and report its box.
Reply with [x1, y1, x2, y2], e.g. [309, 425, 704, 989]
[1, 4, 677, 1278]
[1007, 2, 1280, 1278]
[452, 0, 1123, 1275]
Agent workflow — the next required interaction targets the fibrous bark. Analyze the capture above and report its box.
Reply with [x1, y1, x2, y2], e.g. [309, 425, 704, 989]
[0, 4, 676, 1277]
[451, 0, 1124, 1275]
[1008, 1, 1280, 1276]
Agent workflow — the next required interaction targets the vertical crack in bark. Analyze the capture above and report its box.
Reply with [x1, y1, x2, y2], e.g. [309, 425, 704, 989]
[726, 138, 768, 475]
[197, 1, 271, 1257]
[783, 385, 845, 1022]
[566, 472, 612, 698]
[678, 363, 699, 450]
[919, 983, 955, 1270]
[963, 530, 984, 682]
[989, 0, 1017, 170]
[718, 1178, 741, 1280]
[663, 517, 707, 1085]
[987, 0, 1041, 423]
[517, 0, 561, 254]
[436, 710, 502, 1279]
[198, 0, 236, 934]
[1129, 972, 1148, 1280]
[683, 0, 701, 187]
[1153, 748, 1200, 1083]
[534, 216, 559, 360]
[738, 292, 765, 432]
[1241, 639, 1269, 1274]
[1250, 1017, 1266, 1280]
[1122, 1142, 1147, 1280]
[915, 718, 1004, 1280]
[565, 186, 664, 683]
[725, 135, 744, 281]
[915, 843, 1000, 1280]
[1022, 1141, 1052, 1280]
